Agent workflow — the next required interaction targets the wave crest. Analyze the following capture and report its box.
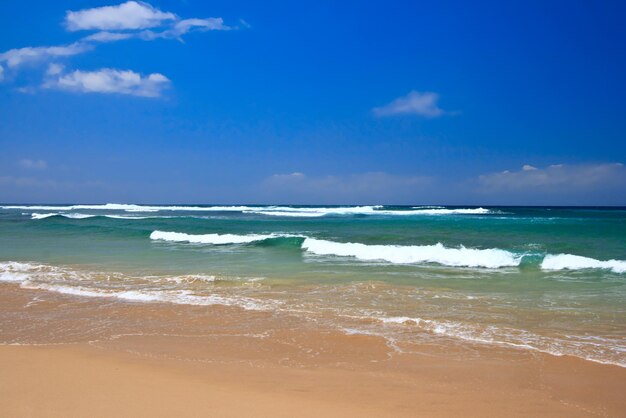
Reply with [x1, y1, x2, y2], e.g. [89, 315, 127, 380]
[541, 254, 626, 274]
[149, 230, 298, 245]
[302, 238, 522, 268]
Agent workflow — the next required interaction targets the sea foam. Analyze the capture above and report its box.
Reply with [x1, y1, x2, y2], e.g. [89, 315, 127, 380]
[541, 254, 626, 274]
[149, 230, 296, 245]
[301, 238, 522, 268]
[18, 281, 269, 310]
[4, 203, 495, 217]
[30, 212, 155, 220]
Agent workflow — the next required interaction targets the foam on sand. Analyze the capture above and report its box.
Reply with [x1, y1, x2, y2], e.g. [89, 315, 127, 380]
[0, 262, 273, 310]
[18, 281, 269, 310]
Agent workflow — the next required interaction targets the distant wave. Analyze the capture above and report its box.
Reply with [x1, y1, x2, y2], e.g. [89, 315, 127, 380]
[30, 212, 156, 220]
[31, 212, 95, 220]
[302, 238, 521, 268]
[541, 254, 626, 274]
[249, 207, 492, 217]
[4, 203, 495, 217]
[150, 230, 301, 245]
[400, 207, 492, 215]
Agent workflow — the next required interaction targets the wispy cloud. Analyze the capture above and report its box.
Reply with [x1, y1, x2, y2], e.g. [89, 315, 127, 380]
[0, 42, 92, 69]
[262, 172, 432, 204]
[373, 91, 447, 118]
[65, 1, 175, 31]
[18, 159, 47, 170]
[45, 68, 170, 97]
[83, 31, 135, 43]
[478, 163, 626, 192]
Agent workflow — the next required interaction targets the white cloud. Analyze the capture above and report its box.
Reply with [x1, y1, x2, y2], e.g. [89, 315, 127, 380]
[140, 17, 231, 40]
[175, 18, 230, 32]
[46, 63, 64, 76]
[83, 31, 135, 43]
[0, 2, 236, 95]
[65, 1, 175, 31]
[373, 91, 446, 118]
[18, 159, 47, 170]
[0, 42, 92, 68]
[46, 68, 170, 97]
[478, 163, 626, 192]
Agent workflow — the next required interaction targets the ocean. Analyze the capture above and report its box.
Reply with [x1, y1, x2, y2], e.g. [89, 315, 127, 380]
[1, 204, 625, 367]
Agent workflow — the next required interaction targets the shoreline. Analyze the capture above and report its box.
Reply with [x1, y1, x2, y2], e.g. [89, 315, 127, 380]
[2, 284, 626, 417]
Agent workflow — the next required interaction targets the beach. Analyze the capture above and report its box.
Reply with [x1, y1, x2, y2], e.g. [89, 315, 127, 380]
[3, 0, 626, 415]
[1, 204, 625, 416]
[2, 283, 625, 418]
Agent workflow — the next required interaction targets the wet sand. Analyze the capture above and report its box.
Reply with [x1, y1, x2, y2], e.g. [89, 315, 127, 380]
[1, 283, 625, 417]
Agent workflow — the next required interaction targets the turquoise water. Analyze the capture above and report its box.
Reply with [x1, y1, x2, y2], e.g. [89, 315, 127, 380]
[1, 204, 625, 366]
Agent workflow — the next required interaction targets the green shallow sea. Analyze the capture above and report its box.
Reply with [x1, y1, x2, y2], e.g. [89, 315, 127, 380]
[1, 204, 625, 366]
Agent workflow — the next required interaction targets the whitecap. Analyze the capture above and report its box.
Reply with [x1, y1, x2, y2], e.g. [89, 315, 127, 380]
[302, 238, 522, 268]
[541, 254, 626, 274]
[150, 230, 299, 245]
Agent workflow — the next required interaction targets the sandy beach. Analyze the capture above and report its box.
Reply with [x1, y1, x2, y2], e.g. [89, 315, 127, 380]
[3, 342, 626, 417]
[1, 283, 625, 418]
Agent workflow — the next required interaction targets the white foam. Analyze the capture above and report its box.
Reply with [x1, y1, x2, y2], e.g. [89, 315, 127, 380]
[302, 238, 521, 268]
[0, 261, 40, 282]
[18, 282, 270, 310]
[5, 203, 161, 212]
[150, 230, 296, 245]
[248, 211, 327, 217]
[249, 206, 492, 217]
[0, 262, 271, 310]
[30, 213, 59, 219]
[103, 214, 154, 219]
[29, 212, 172, 220]
[541, 254, 626, 274]
[5, 204, 265, 213]
[375, 315, 626, 367]
[4, 203, 493, 216]
[395, 207, 491, 215]
[31, 212, 96, 219]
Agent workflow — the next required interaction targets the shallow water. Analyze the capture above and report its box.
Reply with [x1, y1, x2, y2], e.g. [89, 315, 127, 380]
[1, 204, 625, 366]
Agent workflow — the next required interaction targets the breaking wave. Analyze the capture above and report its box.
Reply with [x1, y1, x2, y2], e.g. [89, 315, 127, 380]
[150, 230, 301, 245]
[541, 254, 626, 274]
[302, 238, 522, 268]
[30, 213, 156, 220]
[148, 230, 626, 273]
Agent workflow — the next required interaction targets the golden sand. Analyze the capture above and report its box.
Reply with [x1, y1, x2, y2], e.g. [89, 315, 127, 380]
[1, 283, 625, 417]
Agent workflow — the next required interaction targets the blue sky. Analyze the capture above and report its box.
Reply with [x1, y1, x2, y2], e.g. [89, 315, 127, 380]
[1, 0, 625, 205]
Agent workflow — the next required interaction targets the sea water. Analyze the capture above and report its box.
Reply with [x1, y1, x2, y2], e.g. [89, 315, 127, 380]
[1, 204, 624, 366]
